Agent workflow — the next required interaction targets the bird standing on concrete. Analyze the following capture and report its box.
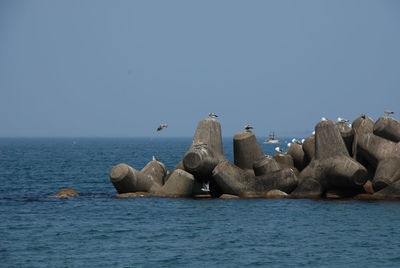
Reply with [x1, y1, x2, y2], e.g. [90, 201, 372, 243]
[384, 110, 394, 116]
[320, 117, 327, 121]
[292, 138, 302, 145]
[156, 124, 168, 131]
[275, 146, 284, 153]
[208, 113, 218, 118]
[244, 125, 253, 132]
[337, 117, 349, 123]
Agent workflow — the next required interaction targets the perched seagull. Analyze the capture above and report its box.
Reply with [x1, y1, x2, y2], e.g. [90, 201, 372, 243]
[301, 138, 305, 144]
[320, 117, 327, 121]
[201, 181, 210, 192]
[287, 142, 292, 148]
[337, 117, 349, 123]
[292, 138, 302, 145]
[275, 146, 284, 153]
[156, 124, 168, 131]
[152, 155, 158, 161]
[244, 125, 253, 132]
[384, 110, 394, 116]
[208, 112, 218, 118]
[312, 130, 316, 135]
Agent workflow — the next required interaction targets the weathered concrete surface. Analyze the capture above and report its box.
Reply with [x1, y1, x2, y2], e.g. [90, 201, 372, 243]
[154, 169, 194, 198]
[273, 154, 295, 170]
[219, 194, 239, 199]
[109, 164, 139, 194]
[181, 118, 226, 196]
[253, 156, 280, 176]
[336, 122, 354, 155]
[212, 160, 298, 196]
[372, 157, 400, 191]
[233, 131, 264, 175]
[373, 180, 400, 200]
[290, 178, 323, 198]
[352, 114, 374, 159]
[357, 133, 400, 167]
[302, 135, 315, 162]
[287, 143, 307, 171]
[51, 188, 79, 198]
[373, 116, 400, 143]
[294, 120, 368, 197]
[109, 161, 167, 194]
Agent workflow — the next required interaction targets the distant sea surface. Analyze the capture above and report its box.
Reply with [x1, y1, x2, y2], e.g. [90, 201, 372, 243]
[1, 137, 400, 267]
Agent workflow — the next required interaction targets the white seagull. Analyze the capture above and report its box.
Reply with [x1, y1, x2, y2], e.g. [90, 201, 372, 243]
[337, 117, 349, 123]
[292, 138, 302, 145]
[275, 146, 284, 153]
[384, 110, 394, 116]
[156, 124, 168, 131]
[287, 142, 292, 148]
[320, 117, 327, 121]
[208, 113, 218, 118]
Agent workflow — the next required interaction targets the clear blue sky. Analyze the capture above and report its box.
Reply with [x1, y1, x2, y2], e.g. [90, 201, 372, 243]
[1, 0, 399, 137]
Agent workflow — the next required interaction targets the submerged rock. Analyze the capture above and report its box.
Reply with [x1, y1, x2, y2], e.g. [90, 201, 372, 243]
[51, 188, 79, 198]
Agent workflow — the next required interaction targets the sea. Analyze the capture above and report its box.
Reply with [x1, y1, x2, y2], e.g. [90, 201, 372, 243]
[1, 137, 400, 267]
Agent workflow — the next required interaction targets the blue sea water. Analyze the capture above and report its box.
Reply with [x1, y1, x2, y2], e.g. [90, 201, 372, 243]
[1, 137, 400, 267]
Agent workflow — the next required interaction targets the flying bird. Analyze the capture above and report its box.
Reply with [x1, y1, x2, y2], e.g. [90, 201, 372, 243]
[384, 110, 394, 116]
[208, 113, 218, 118]
[275, 146, 284, 153]
[244, 125, 253, 132]
[156, 124, 168, 131]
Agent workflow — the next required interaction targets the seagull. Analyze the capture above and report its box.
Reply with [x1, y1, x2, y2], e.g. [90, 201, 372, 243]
[201, 181, 210, 192]
[320, 117, 327, 121]
[152, 155, 159, 161]
[337, 117, 349, 123]
[384, 110, 394, 116]
[275, 146, 284, 153]
[301, 138, 305, 144]
[208, 113, 218, 118]
[244, 125, 253, 132]
[312, 131, 315, 135]
[156, 124, 168, 131]
[292, 138, 302, 145]
[287, 142, 292, 148]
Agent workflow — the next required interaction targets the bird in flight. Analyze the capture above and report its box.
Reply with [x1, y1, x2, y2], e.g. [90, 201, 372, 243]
[156, 124, 168, 131]
[208, 113, 218, 118]
[244, 125, 253, 132]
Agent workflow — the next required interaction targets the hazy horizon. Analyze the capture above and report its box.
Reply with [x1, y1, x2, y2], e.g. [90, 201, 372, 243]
[1, 1, 399, 137]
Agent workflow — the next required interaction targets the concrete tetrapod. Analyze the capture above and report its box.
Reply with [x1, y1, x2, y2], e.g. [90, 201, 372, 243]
[109, 160, 167, 194]
[181, 118, 226, 195]
[336, 122, 354, 155]
[287, 142, 307, 171]
[212, 160, 298, 196]
[373, 116, 400, 143]
[233, 131, 264, 176]
[154, 169, 194, 198]
[357, 133, 400, 191]
[352, 114, 374, 160]
[292, 120, 368, 198]
[302, 135, 315, 162]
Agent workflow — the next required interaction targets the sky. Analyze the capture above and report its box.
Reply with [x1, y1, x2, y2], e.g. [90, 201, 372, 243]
[1, 0, 399, 137]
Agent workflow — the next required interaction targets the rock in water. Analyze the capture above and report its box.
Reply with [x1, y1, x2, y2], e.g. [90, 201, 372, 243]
[51, 188, 79, 198]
